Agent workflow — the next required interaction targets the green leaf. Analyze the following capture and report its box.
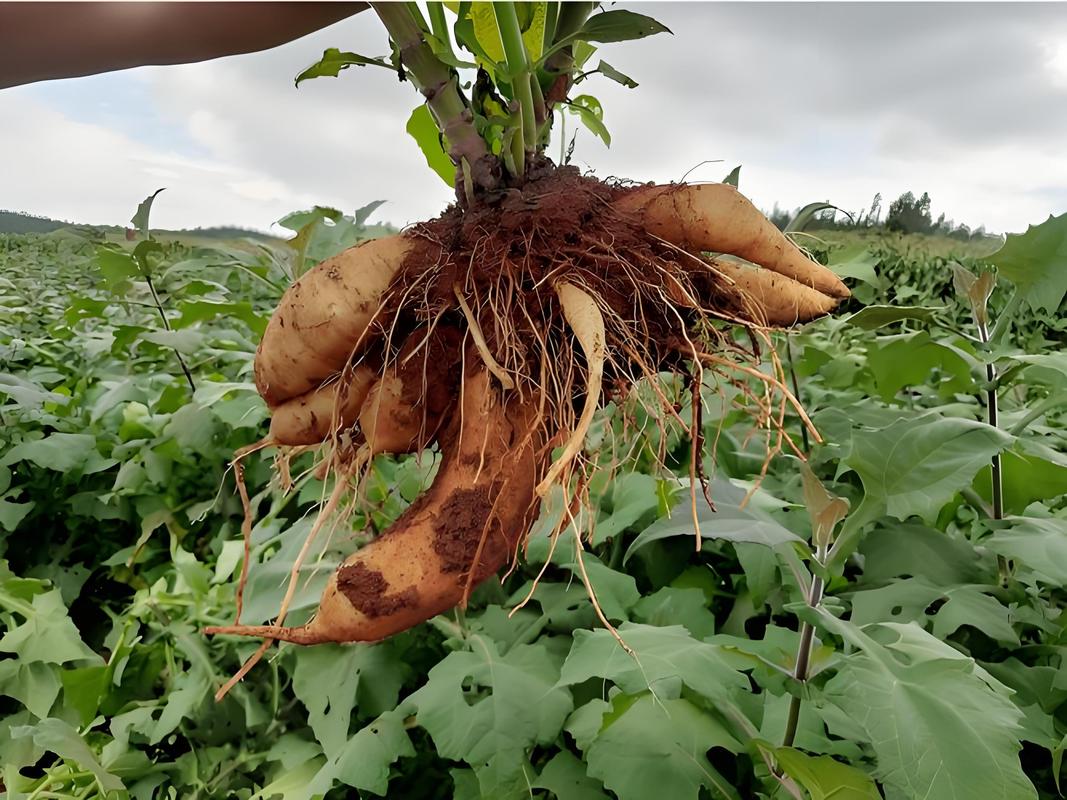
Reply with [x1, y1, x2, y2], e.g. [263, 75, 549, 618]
[721, 166, 741, 187]
[786, 202, 838, 233]
[95, 247, 141, 292]
[849, 578, 1018, 645]
[584, 693, 741, 800]
[175, 299, 266, 336]
[13, 718, 124, 792]
[596, 60, 638, 88]
[569, 10, 672, 45]
[844, 412, 1011, 523]
[0, 373, 70, 410]
[828, 245, 880, 287]
[295, 47, 392, 86]
[60, 665, 109, 726]
[406, 104, 455, 186]
[140, 328, 205, 354]
[406, 636, 573, 763]
[252, 755, 326, 800]
[0, 660, 61, 718]
[989, 212, 1067, 313]
[533, 750, 610, 800]
[313, 710, 415, 796]
[858, 523, 986, 585]
[292, 643, 407, 758]
[593, 471, 661, 544]
[518, 1, 548, 61]
[565, 699, 611, 751]
[559, 623, 747, 703]
[0, 588, 101, 664]
[974, 446, 1067, 514]
[564, 555, 639, 621]
[625, 477, 801, 563]
[568, 94, 610, 146]
[148, 669, 211, 744]
[773, 748, 881, 800]
[469, 2, 506, 64]
[984, 516, 1067, 586]
[130, 188, 165, 238]
[845, 304, 942, 330]
[0, 496, 33, 532]
[470, 752, 539, 800]
[352, 199, 387, 228]
[814, 613, 1037, 800]
[633, 587, 716, 641]
[865, 331, 973, 401]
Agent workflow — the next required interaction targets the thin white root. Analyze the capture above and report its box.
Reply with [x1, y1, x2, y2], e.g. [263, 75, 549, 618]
[536, 282, 606, 497]
[454, 283, 515, 390]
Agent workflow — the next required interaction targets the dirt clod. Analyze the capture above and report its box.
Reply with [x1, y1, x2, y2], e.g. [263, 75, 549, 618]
[337, 562, 419, 618]
[433, 486, 496, 574]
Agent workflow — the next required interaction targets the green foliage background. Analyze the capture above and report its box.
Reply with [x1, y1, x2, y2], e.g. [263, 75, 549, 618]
[1, 207, 1066, 799]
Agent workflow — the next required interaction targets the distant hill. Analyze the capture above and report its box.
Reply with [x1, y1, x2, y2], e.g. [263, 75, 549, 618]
[0, 210, 280, 243]
[0, 210, 79, 235]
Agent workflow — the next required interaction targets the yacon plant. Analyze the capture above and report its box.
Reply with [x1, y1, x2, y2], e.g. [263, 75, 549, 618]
[205, 2, 850, 690]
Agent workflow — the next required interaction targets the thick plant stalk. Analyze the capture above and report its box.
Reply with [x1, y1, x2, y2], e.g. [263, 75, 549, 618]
[372, 2, 498, 191]
[543, 1, 593, 100]
[494, 2, 536, 174]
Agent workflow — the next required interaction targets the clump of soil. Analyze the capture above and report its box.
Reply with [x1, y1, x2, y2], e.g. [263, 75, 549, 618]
[364, 166, 753, 436]
[433, 485, 496, 574]
[337, 562, 419, 618]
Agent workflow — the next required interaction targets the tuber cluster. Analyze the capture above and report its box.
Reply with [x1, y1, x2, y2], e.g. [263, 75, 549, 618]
[205, 171, 848, 687]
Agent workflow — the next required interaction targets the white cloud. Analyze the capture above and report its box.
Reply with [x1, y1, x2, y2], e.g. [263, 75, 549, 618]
[0, 92, 325, 230]
[3, 3, 1066, 234]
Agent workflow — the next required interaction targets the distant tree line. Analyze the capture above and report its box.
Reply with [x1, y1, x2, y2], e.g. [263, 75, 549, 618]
[0, 210, 74, 234]
[767, 191, 993, 241]
[0, 210, 278, 242]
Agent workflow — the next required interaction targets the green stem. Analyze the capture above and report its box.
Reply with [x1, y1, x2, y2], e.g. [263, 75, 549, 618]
[494, 2, 536, 175]
[531, 70, 549, 141]
[961, 487, 994, 518]
[976, 317, 1003, 521]
[782, 544, 825, 750]
[371, 3, 497, 192]
[542, 1, 593, 98]
[989, 288, 1022, 346]
[1009, 394, 1067, 436]
[141, 266, 197, 393]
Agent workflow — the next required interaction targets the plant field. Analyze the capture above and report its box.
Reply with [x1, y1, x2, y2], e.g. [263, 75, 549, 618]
[1, 207, 1065, 799]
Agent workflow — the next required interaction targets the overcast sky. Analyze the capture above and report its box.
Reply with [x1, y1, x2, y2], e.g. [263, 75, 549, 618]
[3, 2, 1066, 235]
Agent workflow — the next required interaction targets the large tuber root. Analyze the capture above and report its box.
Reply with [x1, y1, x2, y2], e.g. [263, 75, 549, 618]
[709, 258, 840, 327]
[268, 364, 379, 446]
[212, 171, 849, 684]
[615, 182, 850, 301]
[206, 364, 545, 645]
[358, 324, 463, 455]
[254, 235, 438, 406]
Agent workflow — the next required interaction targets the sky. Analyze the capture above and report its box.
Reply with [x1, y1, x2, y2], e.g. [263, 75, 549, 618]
[3, 2, 1067, 236]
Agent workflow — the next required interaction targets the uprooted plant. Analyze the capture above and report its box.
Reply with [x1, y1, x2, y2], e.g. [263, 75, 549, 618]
[203, 2, 850, 694]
